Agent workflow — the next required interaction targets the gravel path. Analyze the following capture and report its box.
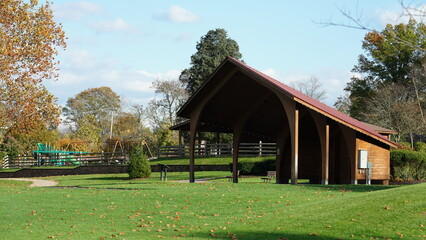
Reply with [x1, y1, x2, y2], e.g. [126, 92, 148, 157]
[2, 178, 58, 187]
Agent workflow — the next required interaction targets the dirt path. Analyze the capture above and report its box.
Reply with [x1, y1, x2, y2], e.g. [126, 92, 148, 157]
[175, 177, 225, 183]
[2, 178, 58, 187]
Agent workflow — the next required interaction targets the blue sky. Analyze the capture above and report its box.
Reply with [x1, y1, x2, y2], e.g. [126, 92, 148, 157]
[44, 0, 421, 108]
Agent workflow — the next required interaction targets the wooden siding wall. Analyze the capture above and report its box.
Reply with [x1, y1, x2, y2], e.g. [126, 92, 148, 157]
[355, 138, 390, 181]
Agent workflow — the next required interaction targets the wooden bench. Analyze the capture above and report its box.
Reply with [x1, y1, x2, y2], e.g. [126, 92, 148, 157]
[261, 171, 276, 183]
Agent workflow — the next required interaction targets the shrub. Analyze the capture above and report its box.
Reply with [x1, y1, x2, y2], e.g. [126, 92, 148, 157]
[390, 149, 426, 181]
[237, 159, 275, 175]
[414, 141, 426, 152]
[128, 147, 151, 179]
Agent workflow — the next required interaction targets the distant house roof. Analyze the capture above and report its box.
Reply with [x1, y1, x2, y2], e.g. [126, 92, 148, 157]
[361, 122, 398, 135]
[177, 57, 397, 148]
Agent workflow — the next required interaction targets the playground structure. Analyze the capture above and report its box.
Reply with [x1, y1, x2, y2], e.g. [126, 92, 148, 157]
[33, 143, 88, 166]
[3, 139, 155, 169]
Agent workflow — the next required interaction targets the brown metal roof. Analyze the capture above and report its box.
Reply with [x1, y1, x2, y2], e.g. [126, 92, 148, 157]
[177, 57, 397, 148]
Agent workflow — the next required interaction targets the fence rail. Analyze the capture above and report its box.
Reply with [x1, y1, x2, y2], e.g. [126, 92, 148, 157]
[158, 142, 276, 158]
[4, 152, 128, 169]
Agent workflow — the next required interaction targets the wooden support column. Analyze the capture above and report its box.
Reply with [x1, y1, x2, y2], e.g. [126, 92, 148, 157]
[178, 130, 183, 158]
[291, 109, 299, 185]
[189, 111, 201, 183]
[310, 111, 328, 185]
[353, 137, 359, 185]
[232, 126, 243, 183]
[231, 92, 272, 183]
[187, 68, 238, 183]
[275, 127, 289, 184]
[322, 124, 330, 185]
[278, 95, 298, 185]
[339, 125, 357, 184]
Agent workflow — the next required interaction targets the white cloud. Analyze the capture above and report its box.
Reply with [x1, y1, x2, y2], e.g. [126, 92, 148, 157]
[122, 80, 152, 92]
[53, 1, 102, 20]
[376, 4, 426, 26]
[153, 5, 200, 23]
[136, 69, 181, 80]
[45, 48, 181, 107]
[377, 10, 410, 26]
[262, 68, 280, 79]
[55, 72, 87, 85]
[88, 18, 140, 34]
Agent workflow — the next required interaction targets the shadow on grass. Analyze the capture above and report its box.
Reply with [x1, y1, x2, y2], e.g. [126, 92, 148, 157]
[189, 231, 344, 240]
[84, 176, 131, 181]
[302, 184, 398, 193]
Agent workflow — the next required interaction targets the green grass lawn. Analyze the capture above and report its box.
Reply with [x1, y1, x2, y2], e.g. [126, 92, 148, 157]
[0, 173, 424, 240]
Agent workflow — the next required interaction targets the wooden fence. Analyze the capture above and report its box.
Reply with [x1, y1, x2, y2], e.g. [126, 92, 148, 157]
[158, 142, 276, 158]
[3, 152, 127, 169]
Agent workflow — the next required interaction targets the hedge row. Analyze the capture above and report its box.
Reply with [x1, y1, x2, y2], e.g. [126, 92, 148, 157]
[390, 149, 426, 181]
[391, 149, 426, 165]
[232, 159, 276, 175]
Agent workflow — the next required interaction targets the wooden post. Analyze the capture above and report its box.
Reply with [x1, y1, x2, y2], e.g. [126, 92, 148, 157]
[197, 131, 202, 156]
[291, 109, 299, 185]
[178, 130, 183, 157]
[216, 132, 221, 156]
[189, 111, 201, 183]
[232, 123, 243, 183]
[339, 125, 357, 184]
[321, 124, 330, 185]
[275, 127, 289, 184]
[353, 137, 359, 185]
[259, 141, 262, 156]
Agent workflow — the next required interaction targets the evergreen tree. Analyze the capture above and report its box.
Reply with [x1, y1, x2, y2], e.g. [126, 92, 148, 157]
[180, 28, 243, 95]
[127, 146, 151, 179]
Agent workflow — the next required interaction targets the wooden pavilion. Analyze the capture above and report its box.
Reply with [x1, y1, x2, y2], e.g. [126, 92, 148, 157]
[175, 57, 397, 185]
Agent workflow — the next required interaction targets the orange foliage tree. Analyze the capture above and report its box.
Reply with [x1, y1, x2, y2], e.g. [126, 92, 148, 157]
[0, 0, 66, 152]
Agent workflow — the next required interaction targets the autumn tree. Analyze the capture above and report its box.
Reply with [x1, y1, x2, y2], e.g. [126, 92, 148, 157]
[0, 0, 66, 153]
[344, 20, 426, 119]
[63, 87, 121, 142]
[113, 113, 141, 139]
[180, 28, 243, 95]
[338, 20, 426, 144]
